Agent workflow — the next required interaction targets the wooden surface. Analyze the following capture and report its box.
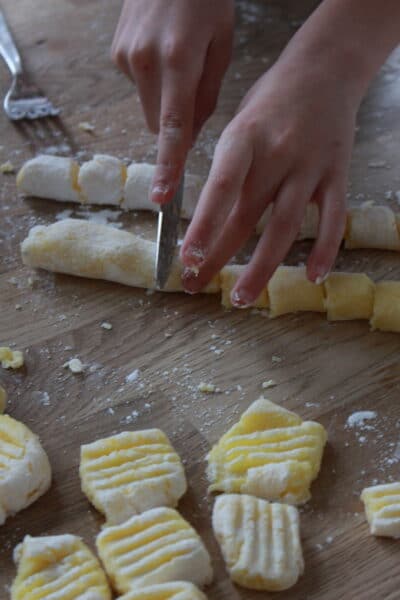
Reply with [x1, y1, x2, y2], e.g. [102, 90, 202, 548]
[1, 1, 400, 598]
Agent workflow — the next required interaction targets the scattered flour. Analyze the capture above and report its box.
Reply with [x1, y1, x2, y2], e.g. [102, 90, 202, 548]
[346, 411, 377, 430]
[126, 369, 140, 383]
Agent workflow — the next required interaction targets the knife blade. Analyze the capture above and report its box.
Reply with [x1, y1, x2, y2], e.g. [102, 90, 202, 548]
[155, 172, 185, 290]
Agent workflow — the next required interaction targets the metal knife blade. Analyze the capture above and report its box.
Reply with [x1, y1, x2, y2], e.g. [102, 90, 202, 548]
[155, 172, 185, 290]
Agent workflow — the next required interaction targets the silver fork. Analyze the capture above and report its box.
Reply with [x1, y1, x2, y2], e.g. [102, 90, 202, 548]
[0, 9, 60, 120]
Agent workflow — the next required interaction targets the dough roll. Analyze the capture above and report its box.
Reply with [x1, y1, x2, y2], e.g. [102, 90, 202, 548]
[21, 219, 400, 334]
[21, 219, 220, 293]
[17, 155, 202, 217]
[345, 203, 400, 251]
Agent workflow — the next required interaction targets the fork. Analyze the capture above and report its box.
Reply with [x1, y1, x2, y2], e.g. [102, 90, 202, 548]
[0, 9, 60, 121]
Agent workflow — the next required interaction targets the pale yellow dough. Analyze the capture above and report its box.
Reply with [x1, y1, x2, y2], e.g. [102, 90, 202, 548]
[268, 266, 325, 317]
[212, 494, 304, 591]
[361, 482, 400, 538]
[118, 582, 208, 600]
[370, 281, 400, 332]
[345, 203, 400, 251]
[220, 264, 268, 309]
[0, 385, 7, 413]
[324, 272, 375, 321]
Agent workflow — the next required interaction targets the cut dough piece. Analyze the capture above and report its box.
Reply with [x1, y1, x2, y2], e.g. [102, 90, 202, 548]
[345, 203, 400, 250]
[16, 155, 80, 203]
[21, 219, 220, 293]
[220, 264, 269, 309]
[118, 582, 207, 600]
[207, 397, 327, 504]
[78, 154, 127, 206]
[80, 429, 187, 524]
[0, 347, 24, 369]
[11, 534, 111, 600]
[361, 482, 400, 538]
[370, 282, 400, 332]
[268, 266, 325, 317]
[96, 507, 213, 594]
[0, 385, 6, 413]
[212, 494, 304, 591]
[0, 414, 51, 525]
[324, 272, 375, 320]
[123, 162, 202, 219]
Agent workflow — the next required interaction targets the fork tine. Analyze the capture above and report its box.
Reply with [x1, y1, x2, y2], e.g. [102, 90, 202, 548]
[14, 115, 77, 156]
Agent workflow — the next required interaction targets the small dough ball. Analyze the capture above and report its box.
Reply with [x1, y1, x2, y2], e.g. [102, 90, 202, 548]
[370, 281, 400, 333]
[220, 265, 269, 309]
[268, 266, 325, 318]
[78, 154, 126, 206]
[324, 272, 375, 321]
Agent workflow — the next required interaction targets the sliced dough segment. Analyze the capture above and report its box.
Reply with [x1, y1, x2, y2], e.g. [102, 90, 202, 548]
[212, 494, 304, 591]
[16, 155, 80, 203]
[11, 534, 111, 600]
[0, 414, 51, 525]
[78, 154, 127, 206]
[361, 482, 400, 538]
[268, 266, 325, 317]
[345, 203, 400, 250]
[123, 163, 202, 218]
[21, 219, 220, 294]
[370, 282, 400, 333]
[207, 397, 327, 504]
[0, 385, 6, 413]
[220, 265, 269, 309]
[324, 272, 375, 320]
[80, 429, 187, 524]
[96, 507, 213, 594]
[118, 582, 207, 600]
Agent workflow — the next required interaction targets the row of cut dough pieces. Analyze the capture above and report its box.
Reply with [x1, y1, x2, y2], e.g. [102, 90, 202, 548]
[21, 219, 400, 333]
[17, 154, 400, 251]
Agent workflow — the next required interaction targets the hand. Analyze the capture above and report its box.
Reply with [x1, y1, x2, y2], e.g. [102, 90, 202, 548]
[112, 0, 234, 204]
[180, 45, 361, 306]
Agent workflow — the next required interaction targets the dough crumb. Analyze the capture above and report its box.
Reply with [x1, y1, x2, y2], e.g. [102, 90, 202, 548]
[0, 347, 24, 369]
[262, 379, 276, 390]
[271, 355, 282, 363]
[0, 385, 7, 413]
[0, 160, 15, 174]
[100, 322, 112, 330]
[126, 368, 140, 383]
[63, 358, 84, 373]
[78, 121, 95, 133]
[198, 382, 220, 393]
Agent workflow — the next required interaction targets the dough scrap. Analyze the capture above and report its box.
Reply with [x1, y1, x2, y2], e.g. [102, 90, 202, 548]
[118, 582, 207, 600]
[207, 398, 327, 504]
[80, 429, 187, 524]
[361, 482, 400, 538]
[0, 346, 24, 369]
[96, 507, 213, 594]
[0, 414, 51, 525]
[11, 534, 111, 600]
[212, 494, 304, 591]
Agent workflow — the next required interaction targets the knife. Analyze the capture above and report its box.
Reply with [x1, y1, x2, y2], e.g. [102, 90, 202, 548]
[155, 172, 185, 290]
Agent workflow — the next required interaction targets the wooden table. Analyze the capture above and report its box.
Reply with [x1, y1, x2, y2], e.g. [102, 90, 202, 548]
[1, 1, 400, 598]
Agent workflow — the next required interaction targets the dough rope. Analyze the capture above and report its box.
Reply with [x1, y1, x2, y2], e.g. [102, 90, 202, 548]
[21, 219, 400, 333]
[17, 156, 400, 250]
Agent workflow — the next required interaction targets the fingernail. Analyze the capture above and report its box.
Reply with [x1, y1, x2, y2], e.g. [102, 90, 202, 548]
[231, 289, 254, 309]
[182, 267, 201, 294]
[152, 184, 170, 204]
[315, 271, 329, 285]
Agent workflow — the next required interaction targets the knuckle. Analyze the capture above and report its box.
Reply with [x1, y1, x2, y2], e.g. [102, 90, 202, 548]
[210, 172, 234, 195]
[130, 41, 155, 71]
[163, 38, 186, 69]
[273, 210, 298, 238]
[231, 204, 256, 230]
[111, 45, 126, 68]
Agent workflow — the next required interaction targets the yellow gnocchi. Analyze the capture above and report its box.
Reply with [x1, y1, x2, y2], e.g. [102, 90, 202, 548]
[11, 534, 111, 600]
[361, 482, 400, 538]
[212, 494, 304, 591]
[96, 507, 213, 594]
[80, 429, 187, 524]
[118, 582, 207, 600]
[207, 397, 326, 504]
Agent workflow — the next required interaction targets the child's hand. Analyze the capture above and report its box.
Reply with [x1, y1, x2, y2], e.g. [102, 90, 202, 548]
[112, 0, 234, 204]
[180, 48, 360, 306]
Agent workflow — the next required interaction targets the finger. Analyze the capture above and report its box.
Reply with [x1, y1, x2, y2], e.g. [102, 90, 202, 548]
[111, 43, 132, 80]
[192, 35, 233, 142]
[129, 47, 161, 133]
[232, 175, 316, 306]
[182, 162, 280, 293]
[306, 178, 347, 283]
[180, 128, 253, 269]
[151, 53, 202, 205]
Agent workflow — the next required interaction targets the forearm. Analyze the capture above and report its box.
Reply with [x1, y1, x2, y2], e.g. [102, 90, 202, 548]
[282, 0, 400, 99]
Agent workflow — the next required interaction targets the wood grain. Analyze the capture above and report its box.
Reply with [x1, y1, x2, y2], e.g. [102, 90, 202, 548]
[1, 1, 400, 598]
